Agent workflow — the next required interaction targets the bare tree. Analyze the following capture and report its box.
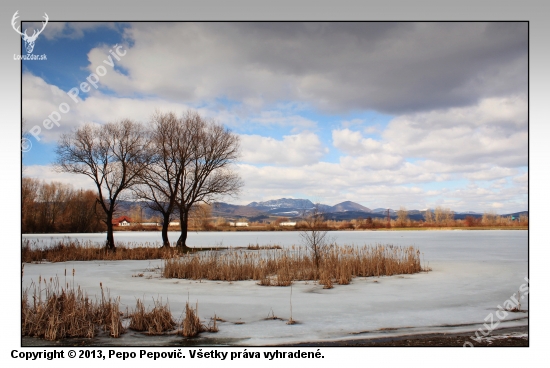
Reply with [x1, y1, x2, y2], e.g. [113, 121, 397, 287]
[65, 189, 104, 233]
[175, 112, 242, 250]
[133, 112, 194, 247]
[519, 214, 528, 226]
[444, 208, 455, 226]
[434, 206, 444, 225]
[423, 209, 434, 224]
[55, 120, 151, 250]
[482, 211, 498, 226]
[299, 203, 331, 273]
[36, 181, 73, 232]
[188, 203, 212, 230]
[397, 206, 408, 227]
[434, 206, 454, 226]
[128, 203, 144, 224]
[22, 177, 41, 232]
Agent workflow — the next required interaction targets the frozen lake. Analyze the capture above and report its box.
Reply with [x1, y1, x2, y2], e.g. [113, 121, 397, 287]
[22, 230, 528, 345]
[23, 229, 528, 264]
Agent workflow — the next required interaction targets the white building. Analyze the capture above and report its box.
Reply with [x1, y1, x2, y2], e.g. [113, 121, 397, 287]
[279, 222, 297, 227]
[228, 222, 249, 227]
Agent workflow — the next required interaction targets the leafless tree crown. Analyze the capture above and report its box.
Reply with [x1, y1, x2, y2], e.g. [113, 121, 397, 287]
[55, 119, 151, 248]
[54, 112, 242, 249]
[299, 204, 332, 271]
[175, 111, 243, 248]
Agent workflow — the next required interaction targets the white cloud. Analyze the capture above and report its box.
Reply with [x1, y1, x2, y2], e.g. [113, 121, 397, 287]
[513, 172, 528, 184]
[363, 126, 379, 134]
[240, 132, 327, 166]
[23, 165, 96, 191]
[340, 154, 403, 170]
[232, 161, 526, 213]
[464, 167, 518, 181]
[382, 96, 527, 167]
[81, 22, 526, 114]
[332, 128, 383, 155]
[22, 73, 194, 143]
[331, 96, 527, 178]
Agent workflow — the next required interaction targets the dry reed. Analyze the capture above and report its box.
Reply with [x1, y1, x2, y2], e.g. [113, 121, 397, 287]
[22, 240, 180, 263]
[179, 301, 218, 337]
[164, 244, 426, 287]
[22, 278, 124, 340]
[129, 298, 176, 335]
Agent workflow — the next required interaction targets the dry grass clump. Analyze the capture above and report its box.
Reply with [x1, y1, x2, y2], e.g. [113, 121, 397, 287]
[164, 244, 426, 287]
[22, 278, 124, 340]
[179, 301, 218, 337]
[181, 302, 202, 337]
[129, 298, 176, 335]
[98, 283, 124, 337]
[320, 270, 334, 289]
[22, 240, 179, 263]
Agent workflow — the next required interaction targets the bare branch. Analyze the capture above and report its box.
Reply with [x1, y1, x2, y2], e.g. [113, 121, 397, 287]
[54, 120, 151, 249]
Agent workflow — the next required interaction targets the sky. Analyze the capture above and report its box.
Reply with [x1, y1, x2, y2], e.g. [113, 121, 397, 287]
[21, 22, 528, 213]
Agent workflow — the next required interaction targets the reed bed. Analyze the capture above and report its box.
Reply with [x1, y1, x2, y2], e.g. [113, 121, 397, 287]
[129, 298, 176, 335]
[22, 277, 218, 340]
[164, 244, 425, 286]
[22, 278, 124, 340]
[22, 240, 180, 263]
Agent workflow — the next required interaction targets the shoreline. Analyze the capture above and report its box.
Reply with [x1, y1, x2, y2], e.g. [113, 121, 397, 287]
[278, 325, 529, 347]
[22, 326, 529, 347]
[24, 226, 529, 236]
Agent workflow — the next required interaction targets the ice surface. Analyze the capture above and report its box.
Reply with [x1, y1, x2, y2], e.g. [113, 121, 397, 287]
[21, 230, 528, 345]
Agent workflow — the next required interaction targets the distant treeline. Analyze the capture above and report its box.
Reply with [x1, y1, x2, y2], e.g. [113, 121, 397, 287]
[22, 178, 104, 233]
[22, 178, 528, 234]
[321, 207, 528, 229]
[21, 178, 211, 234]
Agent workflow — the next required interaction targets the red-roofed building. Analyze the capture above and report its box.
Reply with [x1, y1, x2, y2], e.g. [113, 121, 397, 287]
[112, 216, 133, 226]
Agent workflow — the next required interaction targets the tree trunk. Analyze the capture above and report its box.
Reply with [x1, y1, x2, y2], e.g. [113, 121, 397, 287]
[176, 210, 190, 251]
[161, 213, 171, 247]
[106, 212, 115, 250]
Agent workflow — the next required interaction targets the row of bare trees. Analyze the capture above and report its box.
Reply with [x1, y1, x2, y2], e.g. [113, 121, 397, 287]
[22, 178, 104, 233]
[423, 207, 455, 226]
[54, 111, 242, 251]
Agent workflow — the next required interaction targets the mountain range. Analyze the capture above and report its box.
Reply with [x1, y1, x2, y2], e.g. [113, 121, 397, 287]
[216, 198, 528, 221]
[116, 198, 527, 222]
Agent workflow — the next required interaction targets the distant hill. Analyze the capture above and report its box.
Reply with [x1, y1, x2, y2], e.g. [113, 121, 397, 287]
[211, 202, 265, 218]
[502, 211, 528, 218]
[372, 208, 397, 215]
[324, 211, 388, 221]
[114, 198, 527, 223]
[247, 198, 315, 211]
[330, 201, 371, 213]
[246, 198, 318, 216]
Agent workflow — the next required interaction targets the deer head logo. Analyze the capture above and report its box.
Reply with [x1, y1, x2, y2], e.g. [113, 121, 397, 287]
[12, 11, 48, 54]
